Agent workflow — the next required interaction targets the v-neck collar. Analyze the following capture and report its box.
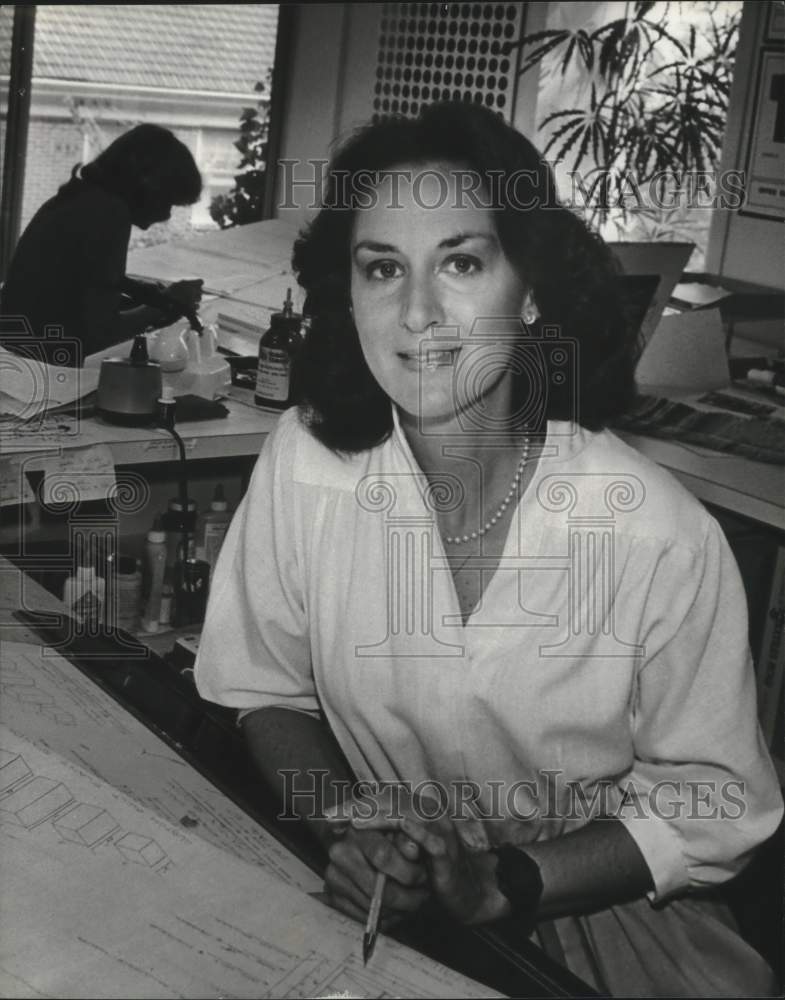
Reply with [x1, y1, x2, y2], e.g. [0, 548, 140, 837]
[388, 404, 559, 630]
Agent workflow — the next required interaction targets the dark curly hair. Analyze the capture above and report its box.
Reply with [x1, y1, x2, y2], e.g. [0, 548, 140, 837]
[292, 101, 637, 453]
[67, 124, 202, 217]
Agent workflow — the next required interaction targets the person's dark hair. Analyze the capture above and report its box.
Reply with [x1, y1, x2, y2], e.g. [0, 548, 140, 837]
[63, 124, 202, 215]
[292, 101, 638, 452]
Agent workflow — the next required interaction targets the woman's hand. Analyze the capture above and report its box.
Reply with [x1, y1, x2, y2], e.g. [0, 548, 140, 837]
[322, 820, 430, 928]
[158, 279, 204, 327]
[352, 809, 510, 926]
[164, 278, 203, 311]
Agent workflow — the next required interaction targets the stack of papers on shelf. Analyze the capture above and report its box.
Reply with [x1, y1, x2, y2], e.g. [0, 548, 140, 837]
[616, 388, 785, 465]
[670, 282, 733, 310]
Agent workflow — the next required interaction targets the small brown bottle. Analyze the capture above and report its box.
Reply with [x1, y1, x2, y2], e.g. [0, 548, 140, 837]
[254, 288, 301, 409]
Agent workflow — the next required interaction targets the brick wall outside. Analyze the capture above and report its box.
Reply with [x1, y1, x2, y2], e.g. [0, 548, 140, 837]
[20, 113, 237, 250]
[21, 119, 85, 229]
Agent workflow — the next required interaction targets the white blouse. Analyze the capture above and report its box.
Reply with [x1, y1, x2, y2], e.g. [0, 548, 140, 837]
[196, 406, 782, 996]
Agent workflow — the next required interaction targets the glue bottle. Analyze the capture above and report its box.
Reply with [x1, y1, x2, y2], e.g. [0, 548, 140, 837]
[141, 514, 167, 633]
[163, 495, 198, 571]
[184, 323, 230, 399]
[172, 539, 210, 627]
[63, 535, 105, 627]
[254, 288, 302, 409]
[201, 484, 232, 576]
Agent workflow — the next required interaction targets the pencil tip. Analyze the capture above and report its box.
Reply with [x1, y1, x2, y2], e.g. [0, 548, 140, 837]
[363, 932, 375, 965]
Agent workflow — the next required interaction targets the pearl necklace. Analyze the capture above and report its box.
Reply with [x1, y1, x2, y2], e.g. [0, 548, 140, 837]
[443, 440, 531, 545]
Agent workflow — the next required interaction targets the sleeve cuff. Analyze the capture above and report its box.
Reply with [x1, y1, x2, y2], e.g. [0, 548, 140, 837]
[237, 704, 322, 727]
[618, 810, 690, 904]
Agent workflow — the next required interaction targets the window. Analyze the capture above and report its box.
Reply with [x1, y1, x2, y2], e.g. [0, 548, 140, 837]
[1, 4, 280, 262]
[519, 1, 743, 270]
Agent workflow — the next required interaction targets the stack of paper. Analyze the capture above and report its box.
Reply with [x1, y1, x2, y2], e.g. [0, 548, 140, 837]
[0, 345, 98, 420]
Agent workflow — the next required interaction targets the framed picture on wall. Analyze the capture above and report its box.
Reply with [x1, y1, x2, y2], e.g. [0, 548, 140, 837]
[766, 1, 785, 42]
[740, 46, 785, 222]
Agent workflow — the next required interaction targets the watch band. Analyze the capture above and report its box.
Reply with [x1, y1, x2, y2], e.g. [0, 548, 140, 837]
[491, 844, 544, 932]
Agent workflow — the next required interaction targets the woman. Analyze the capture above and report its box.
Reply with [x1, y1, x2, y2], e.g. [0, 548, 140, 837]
[1, 123, 203, 366]
[195, 102, 782, 996]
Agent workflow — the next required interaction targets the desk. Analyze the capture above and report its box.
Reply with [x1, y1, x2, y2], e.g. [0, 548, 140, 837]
[616, 431, 784, 532]
[0, 397, 278, 596]
[127, 216, 303, 317]
[2, 395, 277, 467]
[0, 556, 596, 999]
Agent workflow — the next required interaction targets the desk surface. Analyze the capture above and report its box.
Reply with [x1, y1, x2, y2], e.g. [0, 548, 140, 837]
[617, 431, 784, 531]
[0, 557, 596, 999]
[4, 405, 781, 531]
[2, 394, 277, 468]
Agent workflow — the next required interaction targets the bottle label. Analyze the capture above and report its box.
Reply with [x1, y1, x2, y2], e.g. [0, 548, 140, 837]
[256, 347, 290, 402]
[73, 589, 102, 625]
[204, 522, 229, 568]
[159, 592, 172, 625]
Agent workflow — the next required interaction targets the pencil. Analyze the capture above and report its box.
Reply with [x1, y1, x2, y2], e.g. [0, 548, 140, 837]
[362, 870, 386, 965]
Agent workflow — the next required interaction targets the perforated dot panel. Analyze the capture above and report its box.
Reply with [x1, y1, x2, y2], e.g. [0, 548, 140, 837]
[373, 2, 523, 122]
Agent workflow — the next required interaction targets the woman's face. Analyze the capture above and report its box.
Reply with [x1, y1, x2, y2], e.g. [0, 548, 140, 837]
[131, 186, 173, 230]
[350, 162, 530, 433]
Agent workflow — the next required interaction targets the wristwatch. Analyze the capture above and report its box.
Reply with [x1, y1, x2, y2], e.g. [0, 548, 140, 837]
[491, 844, 544, 932]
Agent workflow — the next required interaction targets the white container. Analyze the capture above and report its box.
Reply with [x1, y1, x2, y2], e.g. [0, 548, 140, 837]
[141, 517, 167, 633]
[148, 324, 190, 372]
[63, 566, 105, 624]
[201, 484, 232, 575]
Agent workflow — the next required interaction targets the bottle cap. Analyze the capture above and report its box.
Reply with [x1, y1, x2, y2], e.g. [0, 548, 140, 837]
[130, 333, 151, 365]
[117, 554, 138, 576]
[270, 288, 300, 330]
[210, 484, 229, 512]
[148, 513, 166, 544]
[168, 496, 196, 512]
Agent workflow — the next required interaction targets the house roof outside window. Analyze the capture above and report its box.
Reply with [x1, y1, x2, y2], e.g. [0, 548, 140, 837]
[1, 4, 279, 96]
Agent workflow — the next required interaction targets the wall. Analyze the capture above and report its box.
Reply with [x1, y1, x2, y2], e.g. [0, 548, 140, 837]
[273, 4, 350, 229]
[272, 2, 545, 223]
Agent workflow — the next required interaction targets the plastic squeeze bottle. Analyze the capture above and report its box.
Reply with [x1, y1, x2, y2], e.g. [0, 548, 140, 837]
[202, 484, 232, 575]
[141, 515, 167, 633]
[63, 535, 105, 626]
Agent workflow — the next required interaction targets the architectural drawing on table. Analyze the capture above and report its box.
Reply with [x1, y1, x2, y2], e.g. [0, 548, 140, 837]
[115, 831, 166, 867]
[0, 747, 170, 871]
[0, 748, 74, 828]
[0, 670, 77, 726]
[55, 801, 120, 846]
[271, 951, 434, 999]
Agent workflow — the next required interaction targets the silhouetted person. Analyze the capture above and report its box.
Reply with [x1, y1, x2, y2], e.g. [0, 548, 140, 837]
[1, 124, 204, 366]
